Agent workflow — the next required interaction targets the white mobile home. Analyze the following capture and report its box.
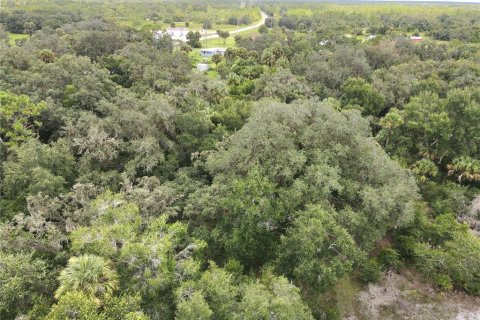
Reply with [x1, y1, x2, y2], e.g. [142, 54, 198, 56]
[200, 48, 226, 57]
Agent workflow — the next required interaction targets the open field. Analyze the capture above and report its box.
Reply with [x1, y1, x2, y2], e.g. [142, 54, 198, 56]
[6, 32, 29, 45]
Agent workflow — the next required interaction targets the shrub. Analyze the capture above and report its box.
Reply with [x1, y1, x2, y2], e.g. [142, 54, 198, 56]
[378, 248, 403, 270]
[434, 274, 453, 291]
[358, 258, 382, 284]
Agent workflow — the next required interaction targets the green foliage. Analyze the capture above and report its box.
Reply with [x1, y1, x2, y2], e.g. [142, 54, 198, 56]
[447, 156, 480, 183]
[434, 273, 453, 291]
[186, 31, 201, 48]
[175, 262, 237, 320]
[38, 49, 56, 63]
[1, 139, 75, 218]
[220, 169, 289, 267]
[154, 33, 174, 53]
[290, 46, 371, 98]
[238, 276, 314, 320]
[412, 159, 439, 182]
[102, 295, 150, 320]
[254, 68, 312, 103]
[440, 233, 480, 294]
[216, 30, 230, 44]
[175, 263, 314, 319]
[46, 292, 103, 320]
[340, 77, 385, 116]
[202, 99, 418, 249]
[277, 206, 363, 292]
[73, 29, 127, 61]
[388, 92, 452, 160]
[378, 248, 403, 270]
[3, 2, 480, 318]
[70, 192, 142, 258]
[48, 286, 149, 320]
[187, 98, 417, 302]
[203, 19, 212, 30]
[210, 98, 251, 131]
[396, 212, 480, 294]
[0, 252, 55, 319]
[379, 88, 480, 182]
[55, 255, 119, 304]
[0, 91, 46, 148]
[175, 291, 213, 320]
[358, 258, 382, 284]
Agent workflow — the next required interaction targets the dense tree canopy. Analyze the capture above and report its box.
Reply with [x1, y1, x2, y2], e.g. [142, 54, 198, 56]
[1, 1, 480, 320]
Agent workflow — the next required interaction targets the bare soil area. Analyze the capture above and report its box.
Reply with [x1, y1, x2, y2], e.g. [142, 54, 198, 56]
[343, 270, 480, 320]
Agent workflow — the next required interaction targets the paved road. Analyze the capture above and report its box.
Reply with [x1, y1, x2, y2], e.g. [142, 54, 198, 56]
[200, 11, 268, 42]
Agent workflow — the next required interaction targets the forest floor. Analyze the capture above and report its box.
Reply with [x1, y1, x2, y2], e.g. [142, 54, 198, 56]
[340, 270, 480, 320]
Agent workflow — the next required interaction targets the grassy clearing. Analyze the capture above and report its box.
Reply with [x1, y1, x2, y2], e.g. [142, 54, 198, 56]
[232, 26, 261, 38]
[121, 15, 262, 35]
[283, 3, 480, 17]
[334, 277, 361, 319]
[189, 53, 219, 79]
[201, 26, 261, 48]
[200, 36, 234, 49]
[188, 48, 220, 79]
[189, 49, 205, 64]
[6, 32, 29, 46]
[206, 70, 219, 79]
[187, 24, 261, 78]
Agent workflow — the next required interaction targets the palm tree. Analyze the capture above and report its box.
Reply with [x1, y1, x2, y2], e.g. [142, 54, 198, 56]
[55, 255, 119, 304]
[411, 158, 438, 182]
[447, 156, 480, 183]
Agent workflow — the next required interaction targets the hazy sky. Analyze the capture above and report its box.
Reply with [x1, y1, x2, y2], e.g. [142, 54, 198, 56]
[368, 0, 480, 2]
[320, 0, 480, 3]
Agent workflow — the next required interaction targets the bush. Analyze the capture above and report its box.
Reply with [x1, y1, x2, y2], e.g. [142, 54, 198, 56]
[378, 248, 403, 270]
[434, 274, 453, 291]
[358, 258, 382, 284]
[398, 212, 480, 295]
[395, 235, 417, 259]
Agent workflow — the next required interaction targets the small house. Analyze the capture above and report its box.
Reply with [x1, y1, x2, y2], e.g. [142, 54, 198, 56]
[200, 48, 226, 57]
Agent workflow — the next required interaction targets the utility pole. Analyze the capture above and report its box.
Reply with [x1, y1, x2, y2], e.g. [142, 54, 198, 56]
[205, 7, 209, 48]
[204, 29, 207, 48]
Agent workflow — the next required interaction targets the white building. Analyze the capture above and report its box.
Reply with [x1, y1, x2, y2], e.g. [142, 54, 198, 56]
[197, 63, 209, 72]
[200, 48, 227, 57]
[410, 36, 423, 42]
[154, 28, 188, 41]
